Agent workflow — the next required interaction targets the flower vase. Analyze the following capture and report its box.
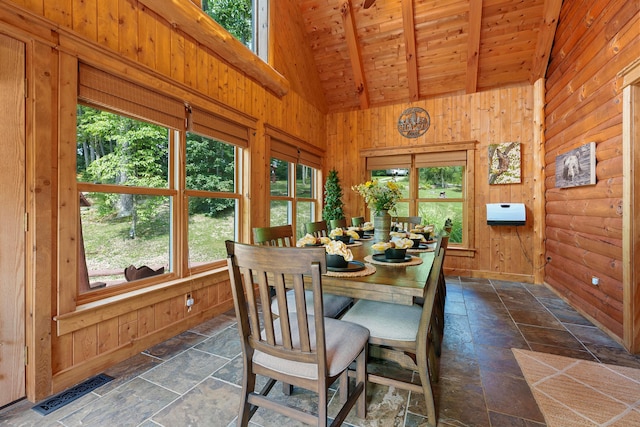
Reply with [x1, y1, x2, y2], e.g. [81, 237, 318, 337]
[373, 210, 391, 242]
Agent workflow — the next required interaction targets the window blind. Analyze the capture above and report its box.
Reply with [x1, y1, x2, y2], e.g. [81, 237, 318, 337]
[78, 63, 184, 130]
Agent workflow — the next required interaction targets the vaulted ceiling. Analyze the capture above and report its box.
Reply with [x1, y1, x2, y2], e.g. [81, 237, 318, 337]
[298, 0, 562, 112]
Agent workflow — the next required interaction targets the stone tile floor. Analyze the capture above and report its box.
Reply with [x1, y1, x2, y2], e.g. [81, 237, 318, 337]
[2, 277, 640, 426]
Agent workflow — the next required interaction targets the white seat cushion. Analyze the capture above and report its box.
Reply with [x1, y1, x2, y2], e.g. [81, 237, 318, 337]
[341, 299, 421, 342]
[271, 290, 353, 319]
[254, 316, 369, 379]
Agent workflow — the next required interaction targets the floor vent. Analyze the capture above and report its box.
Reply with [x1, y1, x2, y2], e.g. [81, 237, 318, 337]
[32, 373, 114, 416]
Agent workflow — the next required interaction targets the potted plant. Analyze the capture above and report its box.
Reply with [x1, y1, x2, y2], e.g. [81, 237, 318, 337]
[322, 169, 345, 222]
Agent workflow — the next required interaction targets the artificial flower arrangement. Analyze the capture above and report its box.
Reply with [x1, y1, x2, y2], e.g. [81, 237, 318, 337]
[371, 238, 414, 251]
[351, 180, 403, 214]
[325, 240, 353, 261]
[296, 234, 330, 247]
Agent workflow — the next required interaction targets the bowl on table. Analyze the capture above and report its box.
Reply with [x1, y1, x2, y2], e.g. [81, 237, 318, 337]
[326, 254, 349, 268]
[332, 235, 351, 244]
[410, 238, 422, 248]
[385, 248, 407, 260]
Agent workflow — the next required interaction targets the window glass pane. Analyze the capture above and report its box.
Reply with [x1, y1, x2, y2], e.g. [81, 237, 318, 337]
[270, 200, 290, 226]
[417, 201, 463, 244]
[188, 197, 237, 267]
[186, 133, 236, 193]
[296, 164, 314, 198]
[296, 201, 314, 238]
[418, 166, 464, 198]
[202, 0, 253, 50]
[270, 158, 289, 196]
[80, 192, 170, 292]
[77, 105, 169, 188]
[394, 202, 410, 217]
[371, 168, 410, 198]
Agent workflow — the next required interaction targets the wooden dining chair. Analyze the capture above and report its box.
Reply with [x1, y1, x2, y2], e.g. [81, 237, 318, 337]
[329, 218, 347, 230]
[351, 216, 365, 227]
[391, 216, 422, 232]
[226, 241, 368, 426]
[340, 236, 448, 427]
[304, 220, 328, 237]
[252, 224, 295, 247]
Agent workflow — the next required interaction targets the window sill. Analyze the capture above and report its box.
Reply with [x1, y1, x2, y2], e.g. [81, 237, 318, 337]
[54, 266, 230, 336]
[448, 247, 476, 257]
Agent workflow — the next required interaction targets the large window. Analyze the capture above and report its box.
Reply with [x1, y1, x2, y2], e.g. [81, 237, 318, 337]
[201, 0, 268, 61]
[366, 148, 474, 247]
[76, 64, 248, 296]
[268, 129, 322, 239]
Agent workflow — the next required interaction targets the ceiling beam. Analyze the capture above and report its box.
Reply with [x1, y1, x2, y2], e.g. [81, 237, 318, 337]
[341, 0, 369, 109]
[401, 0, 419, 102]
[465, 0, 483, 94]
[530, 0, 563, 83]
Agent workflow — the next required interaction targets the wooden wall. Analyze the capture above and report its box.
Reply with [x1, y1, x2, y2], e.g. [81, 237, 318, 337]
[326, 84, 540, 282]
[0, 0, 326, 400]
[544, 0, 639, 340]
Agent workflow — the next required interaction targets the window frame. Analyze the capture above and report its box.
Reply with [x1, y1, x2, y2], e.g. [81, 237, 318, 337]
[362, 142, 476, 255]
[266, 126, 323, 239]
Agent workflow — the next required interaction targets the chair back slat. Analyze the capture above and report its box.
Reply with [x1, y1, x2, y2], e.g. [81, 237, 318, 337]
[253, 225, 295, 246]
[226, 241, 327, 366]
[304, 220, 328, 237]
[416, 236, 446, 348]
[351, 216, 365, 227]
[329, 218, 347, 230]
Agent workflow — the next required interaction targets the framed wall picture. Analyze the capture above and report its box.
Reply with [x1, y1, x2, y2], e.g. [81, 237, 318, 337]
[489, 142, 521, 184]
[555, 142, 596, 188]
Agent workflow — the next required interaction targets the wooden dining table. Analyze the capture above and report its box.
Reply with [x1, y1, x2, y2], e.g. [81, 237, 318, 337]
[319, 239, 435, 305]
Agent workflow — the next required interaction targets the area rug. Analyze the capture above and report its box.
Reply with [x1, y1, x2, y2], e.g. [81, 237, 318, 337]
[512, 348, 640, 426]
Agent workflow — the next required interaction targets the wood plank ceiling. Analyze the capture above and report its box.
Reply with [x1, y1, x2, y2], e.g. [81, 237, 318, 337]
[298, 0, 562, 112]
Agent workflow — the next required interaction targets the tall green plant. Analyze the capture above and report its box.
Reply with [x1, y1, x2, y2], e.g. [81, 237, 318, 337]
[322, 170, 345, 221]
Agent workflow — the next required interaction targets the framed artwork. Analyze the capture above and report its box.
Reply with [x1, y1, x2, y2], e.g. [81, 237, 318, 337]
[555, 142, 596, 188]
[489, 142, 521, 184]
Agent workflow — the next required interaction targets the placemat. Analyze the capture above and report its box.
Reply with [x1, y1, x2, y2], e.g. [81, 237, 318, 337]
[325, 264, 376, 277]
[363, 255, 423, 267]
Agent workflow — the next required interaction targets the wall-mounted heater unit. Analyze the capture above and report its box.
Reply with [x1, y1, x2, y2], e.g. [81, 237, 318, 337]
[486, 203, 526, 226]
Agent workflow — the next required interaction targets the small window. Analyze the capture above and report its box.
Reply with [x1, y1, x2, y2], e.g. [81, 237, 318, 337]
[201, 0, 269, 61]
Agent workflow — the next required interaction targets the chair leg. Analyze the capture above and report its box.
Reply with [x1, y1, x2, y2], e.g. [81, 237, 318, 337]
[239, 370, 257, 426]
[318, 387, 328, 427]
[356, 348, 367, 419]
[339, 370, 348, 404]
[418, 360, 437, 427]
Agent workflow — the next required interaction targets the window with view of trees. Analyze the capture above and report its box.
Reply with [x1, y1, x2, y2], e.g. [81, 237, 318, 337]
[77, 105, 174, 291]
[269, 158, 318, 238]
[366, 149, 473, 246]
[201, 0, 268, 61]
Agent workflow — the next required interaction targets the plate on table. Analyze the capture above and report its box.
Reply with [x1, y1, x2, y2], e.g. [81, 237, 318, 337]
[327, 260, 366, 272]
[372, 254, 413, 263]
[417, 243, 434, 250]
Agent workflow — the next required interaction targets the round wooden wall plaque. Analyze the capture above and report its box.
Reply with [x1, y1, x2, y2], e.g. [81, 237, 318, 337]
[397, 107, 430, 138]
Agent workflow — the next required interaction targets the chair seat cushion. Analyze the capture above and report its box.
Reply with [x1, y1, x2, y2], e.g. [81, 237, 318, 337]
[341, 299, 421, 342]
[271, 290, 353, 319]
[254, 316, 368, 379]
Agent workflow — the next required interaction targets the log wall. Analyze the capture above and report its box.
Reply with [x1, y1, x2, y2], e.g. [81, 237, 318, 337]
[0, 0, 326, 400]
[544, 0, 639, 340]
[326, 85, 540, 281]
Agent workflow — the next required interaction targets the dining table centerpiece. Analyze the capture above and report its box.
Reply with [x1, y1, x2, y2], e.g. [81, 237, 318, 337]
[352, 179, 403, 242]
